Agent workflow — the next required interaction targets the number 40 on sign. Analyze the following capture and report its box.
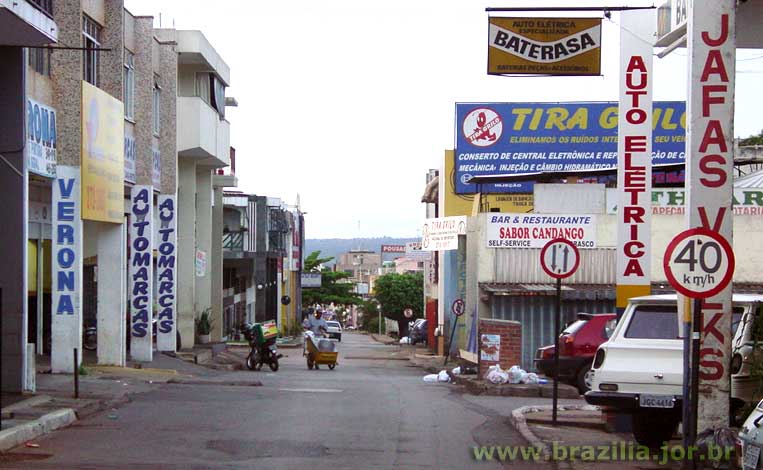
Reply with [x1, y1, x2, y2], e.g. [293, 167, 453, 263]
[663, 228, 735, 299]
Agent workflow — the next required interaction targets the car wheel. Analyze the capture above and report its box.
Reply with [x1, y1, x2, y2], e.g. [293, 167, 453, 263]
[337, 335, 341, 342]
[576, 362, 594, 394]
[632, 410, 679, 449]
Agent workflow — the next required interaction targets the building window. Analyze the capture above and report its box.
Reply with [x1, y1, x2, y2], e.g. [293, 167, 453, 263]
[28, 47, 51, 76]
[195, 72, 226, 118]
[152, 76, 161, 135]
[123, 50, 135, 120]
[82, 15, 102, 86]
[29, 0, 53, 17]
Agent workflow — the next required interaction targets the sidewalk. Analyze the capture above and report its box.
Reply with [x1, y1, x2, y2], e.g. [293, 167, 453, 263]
[513, 405, 683, 470]
[0, 353, 211, 453]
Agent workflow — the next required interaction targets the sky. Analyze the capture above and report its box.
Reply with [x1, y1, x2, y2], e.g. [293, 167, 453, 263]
[124, 0, 763, 239]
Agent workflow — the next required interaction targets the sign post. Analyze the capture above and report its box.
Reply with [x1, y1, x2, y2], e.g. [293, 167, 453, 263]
[540, 238, 580, 426]
[664, 227, 735, 452]
[444, 299, 465, 366]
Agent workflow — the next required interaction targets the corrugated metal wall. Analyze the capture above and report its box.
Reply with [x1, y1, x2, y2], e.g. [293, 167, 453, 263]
[491, 295, 616, 371]
[494, 248, 617, 285]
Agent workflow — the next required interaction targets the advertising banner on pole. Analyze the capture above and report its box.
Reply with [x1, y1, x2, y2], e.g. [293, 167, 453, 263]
[81, 81, 124, 223]
[51, 166, 83, 373]
[156, 195, 176, 352]
[421, 216, 467, 251]
[454, 101, 686, 194]
[685, 0, 736, 431]
[130, 185, 153, 362]
[617, 10, 653, 292]
[488, 17, 602, 76]
[26, 98, 57, 178]
[485, 213, 597, 249]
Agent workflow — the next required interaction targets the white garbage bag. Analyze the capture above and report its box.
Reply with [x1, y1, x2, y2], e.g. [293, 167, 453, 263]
[508, 365, 528, 384]
[399, 337, 411, 344]
[485, 365, 509, 384]
[422, 374, 439, 383]
[451, 366, 461, 376]
[523, 372, 540, 384]
[437, 370, 451, 382]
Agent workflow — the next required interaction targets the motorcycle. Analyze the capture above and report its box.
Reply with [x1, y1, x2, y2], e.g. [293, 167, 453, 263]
[241, 322, 282, 372]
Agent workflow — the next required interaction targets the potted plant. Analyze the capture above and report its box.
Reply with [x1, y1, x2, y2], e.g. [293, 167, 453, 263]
[195, 309, 213, 344]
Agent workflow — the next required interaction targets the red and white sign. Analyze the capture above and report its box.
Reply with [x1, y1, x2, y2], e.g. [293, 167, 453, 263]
[617, 10, 653, 286]
[462, 108, 503, 147]
[685, 0, 736, 428]
[540, 238, 580, 279]
[381, 244, 406, 253]
[451, 299, 465, 317]
[486, 213, 596, 249]
[664, 228, 734, 299]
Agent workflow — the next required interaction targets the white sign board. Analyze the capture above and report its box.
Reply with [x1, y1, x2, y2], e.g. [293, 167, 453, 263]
[26, 98, 57, 178]
[156, 195, 177, 352]
[195, 250, 207, 277]
[130, 185, 154, 362]
[617, 10, 653, 286]
[421, 216, 466, 251]
[486, 213, 596, 249]
[301, 272, 322, 288]
[405, 241, 432, 260]
[664, 228, 734, 299]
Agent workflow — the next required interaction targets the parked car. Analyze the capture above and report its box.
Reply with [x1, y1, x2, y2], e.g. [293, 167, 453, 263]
[737, 399, 763, 470]
[326, 321, 342, 341]
[585, 294, 763, 449]
[409, 319, 428, 345]
[534, 313, 617, 394]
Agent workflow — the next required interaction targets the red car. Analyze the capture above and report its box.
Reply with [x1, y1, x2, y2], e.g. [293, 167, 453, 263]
[534, 313, 617, 394]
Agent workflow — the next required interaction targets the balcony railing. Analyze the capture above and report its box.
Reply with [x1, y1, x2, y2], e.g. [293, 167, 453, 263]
[223, 230, 244, 251]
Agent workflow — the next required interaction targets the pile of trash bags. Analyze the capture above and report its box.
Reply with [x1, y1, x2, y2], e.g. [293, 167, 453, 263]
[485, 365, 546, 385]
[422, 370, 452, 383]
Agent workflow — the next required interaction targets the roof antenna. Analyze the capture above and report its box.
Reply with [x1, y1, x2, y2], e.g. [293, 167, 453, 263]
[159, 13, 162, 28]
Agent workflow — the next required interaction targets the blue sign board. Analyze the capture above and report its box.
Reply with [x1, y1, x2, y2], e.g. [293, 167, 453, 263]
[454, 101, 686, 194]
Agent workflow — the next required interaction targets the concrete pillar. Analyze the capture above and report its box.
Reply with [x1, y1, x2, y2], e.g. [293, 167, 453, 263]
[51, 166, 83, 373]
[211, 184, 224, 341]
[177, 160, 196, 349]
[96, 221, 126, 365]
[0, 47, 28, 392]
[195, 169, 212, 319]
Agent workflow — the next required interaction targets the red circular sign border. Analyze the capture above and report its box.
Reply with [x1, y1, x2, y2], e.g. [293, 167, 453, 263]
[451, 298, 466, 317]
[540, 238, 580, 280]
[663, 228, 735, 299]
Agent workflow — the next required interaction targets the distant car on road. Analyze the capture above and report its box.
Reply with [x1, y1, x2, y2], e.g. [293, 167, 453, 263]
[534, 313, 617, 394]
[326, 321, 342, 341]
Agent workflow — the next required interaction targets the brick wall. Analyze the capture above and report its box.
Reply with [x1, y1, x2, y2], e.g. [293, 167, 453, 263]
[478, 319, 522, 377]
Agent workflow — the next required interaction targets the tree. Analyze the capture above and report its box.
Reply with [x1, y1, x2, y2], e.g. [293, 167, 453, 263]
[740, 130, 763, 146]
[373, 272, 423, 338]
[301, 271, 360, 310]
[304, 250, 334, 273]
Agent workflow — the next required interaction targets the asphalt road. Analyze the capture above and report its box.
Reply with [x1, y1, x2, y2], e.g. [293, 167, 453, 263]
[1, 332, 574, 469]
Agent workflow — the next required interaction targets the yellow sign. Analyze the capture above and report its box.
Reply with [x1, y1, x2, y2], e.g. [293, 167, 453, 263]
[443, 150, 533, 217]
[81, 81, 124, 223]
[488, 17, 602, 76]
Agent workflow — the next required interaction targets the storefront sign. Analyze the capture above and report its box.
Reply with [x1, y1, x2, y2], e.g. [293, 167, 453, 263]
[454, 101, 686, 194]
[486, 213, 597, 249]
[301, 273, 322, 288]
[381, 244, 406, 253]
[405, 241, 432, 260]
[27, 98, 57, 178]
[124, 128, 136, 184]
[195, 250, 207, 277]
[156, 194, 176, 352]
[152, 145, 161, 189]
[51, 166, 83, 373]
[608, 189, 763, 216]
[82, 81, 124, 223]
[130, 185, 153, 361]
[686, 0, 735, 429]
[480, 334, 501, 361]
[421, 216, 467, 251]
[488, 17, 602, 76]
[617, 11, 653, 286]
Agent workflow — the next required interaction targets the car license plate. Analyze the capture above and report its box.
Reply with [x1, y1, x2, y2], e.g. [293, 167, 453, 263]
[744, 445, 760, 470]
[640, 394, 674, 408]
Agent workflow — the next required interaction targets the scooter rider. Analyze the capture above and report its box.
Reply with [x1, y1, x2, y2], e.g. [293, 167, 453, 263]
[303, 309, 329, 355]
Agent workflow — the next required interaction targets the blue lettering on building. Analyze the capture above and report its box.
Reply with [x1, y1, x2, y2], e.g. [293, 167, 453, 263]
[131, 188, 151, 338]
[55, 177, 76, 315]
[157, 197, 175, 334]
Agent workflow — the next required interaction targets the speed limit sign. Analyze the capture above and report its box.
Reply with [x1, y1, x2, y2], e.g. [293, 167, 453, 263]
[663, 228, 735, 299]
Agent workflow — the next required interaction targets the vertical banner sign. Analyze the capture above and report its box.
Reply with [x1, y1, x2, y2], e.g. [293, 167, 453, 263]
[616, 10, 654, 310]
[26, 98, 57, 178]
[156, 195, 177, 352]
[130, 185, 154, 361]
[51, 166, 83, 373]
[686, 0, 735, 431]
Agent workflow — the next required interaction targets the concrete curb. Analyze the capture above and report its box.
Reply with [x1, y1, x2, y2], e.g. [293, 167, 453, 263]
[369, 334, 399, 345]
[509, 404, 601, 470]
[0, 408, 77, 452]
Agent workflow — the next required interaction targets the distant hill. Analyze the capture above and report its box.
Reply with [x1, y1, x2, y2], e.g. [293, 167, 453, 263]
[305, 237, 418, 265]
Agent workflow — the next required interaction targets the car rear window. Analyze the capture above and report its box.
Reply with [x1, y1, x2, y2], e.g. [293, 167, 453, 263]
[562, 319, 587, 335]
[327, 322, 340, 328]
[625, 305, 678, 339]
